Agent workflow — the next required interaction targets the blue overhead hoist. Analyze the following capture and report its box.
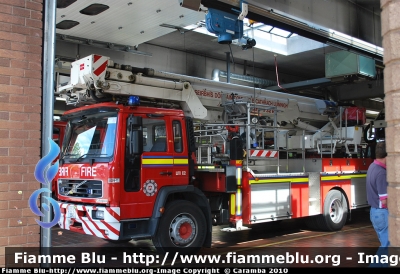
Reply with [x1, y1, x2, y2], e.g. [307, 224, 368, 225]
[205, 0, 255, 49]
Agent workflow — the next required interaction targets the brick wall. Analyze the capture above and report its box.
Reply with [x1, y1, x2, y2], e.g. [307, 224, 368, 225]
[381, 0, 400, 246]
[0, 0, 43, 266]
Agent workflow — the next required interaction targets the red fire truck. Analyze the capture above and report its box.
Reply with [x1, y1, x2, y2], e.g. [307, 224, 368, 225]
[55, 54, 373, 254]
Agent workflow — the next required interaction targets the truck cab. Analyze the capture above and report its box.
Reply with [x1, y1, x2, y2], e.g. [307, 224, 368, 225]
[56, 102, 211, 254]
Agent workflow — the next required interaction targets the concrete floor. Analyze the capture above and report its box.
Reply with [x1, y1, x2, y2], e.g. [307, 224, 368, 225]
[31, 207, 383, 268]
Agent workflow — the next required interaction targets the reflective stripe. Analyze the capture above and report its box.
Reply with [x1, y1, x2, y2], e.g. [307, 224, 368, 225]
[173, 158, 189, 164]
[249, 150, 278, 158]
[249, 174, 366, 184]
[142, 157, 188, 166]
[92, 55, 108, 76]
[142, 158, 173, 165]
[230, 194, 236, 215]
[250, 177, 308, 184]
[57, 203, 121, 240]
[321, 174, 366, 180]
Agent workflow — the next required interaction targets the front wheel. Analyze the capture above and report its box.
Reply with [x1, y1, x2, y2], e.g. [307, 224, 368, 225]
[152, 200, 207, 255]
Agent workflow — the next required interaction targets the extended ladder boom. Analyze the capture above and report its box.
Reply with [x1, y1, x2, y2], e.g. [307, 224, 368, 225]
[57, 54, 337, 125]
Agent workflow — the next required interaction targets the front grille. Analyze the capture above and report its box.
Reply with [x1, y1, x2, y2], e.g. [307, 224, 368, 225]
[59, 179, 103, 198]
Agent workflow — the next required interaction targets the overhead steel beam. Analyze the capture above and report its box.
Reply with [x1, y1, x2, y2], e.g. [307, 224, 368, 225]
[268, 78, 332, 91]
[200, 0, 383, 62]
[333, 80, 384, 101]
[56, 34, 153, 57]
[353, 99, 384, 113]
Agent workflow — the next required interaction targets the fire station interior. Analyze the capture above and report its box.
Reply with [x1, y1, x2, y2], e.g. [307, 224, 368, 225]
[51, 0, 384, 254]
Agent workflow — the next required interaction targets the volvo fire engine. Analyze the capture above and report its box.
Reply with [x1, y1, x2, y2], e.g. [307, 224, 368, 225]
[55, 54, 373, 254]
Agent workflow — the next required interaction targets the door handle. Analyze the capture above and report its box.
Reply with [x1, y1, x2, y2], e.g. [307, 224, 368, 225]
[160, 171, 172, 176]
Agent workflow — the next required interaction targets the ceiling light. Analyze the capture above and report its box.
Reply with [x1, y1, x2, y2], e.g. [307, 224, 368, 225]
[369, 97, 384, 103]
[56, 20, 79, 30]
[57, 0, 77, 9]
[366, 110, 380, 115]
[270, 27, 292, 38]
[79, 4, 109, 16]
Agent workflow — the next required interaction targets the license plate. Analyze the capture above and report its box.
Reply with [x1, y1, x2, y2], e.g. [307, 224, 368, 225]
[67, 205, 76, 218]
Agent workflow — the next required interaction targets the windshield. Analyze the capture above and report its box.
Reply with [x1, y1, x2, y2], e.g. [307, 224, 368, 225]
[63, 112, 117, 160]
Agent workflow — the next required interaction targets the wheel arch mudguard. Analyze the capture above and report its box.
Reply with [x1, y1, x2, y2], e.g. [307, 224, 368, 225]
[149, 185, 212, 248]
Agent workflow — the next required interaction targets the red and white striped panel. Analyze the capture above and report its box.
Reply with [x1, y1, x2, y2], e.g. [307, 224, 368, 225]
[58, 202, 121, 240]
[249, 150, 278, 158]
[92, 55, 108, 77]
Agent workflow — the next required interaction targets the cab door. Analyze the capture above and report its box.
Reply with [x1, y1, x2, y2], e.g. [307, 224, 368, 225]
[121, 115, 174, 219]
[172, 119, 190, 186]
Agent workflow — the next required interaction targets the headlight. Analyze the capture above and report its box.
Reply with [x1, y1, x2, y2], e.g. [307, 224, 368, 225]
[93, 210, 104, 219]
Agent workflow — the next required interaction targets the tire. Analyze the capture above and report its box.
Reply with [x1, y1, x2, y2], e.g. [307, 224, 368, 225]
[320, 189, 348, 231]
[152, 200, 207, 255]
[304, 215, 323, 231]
[304, 189, 348, 231]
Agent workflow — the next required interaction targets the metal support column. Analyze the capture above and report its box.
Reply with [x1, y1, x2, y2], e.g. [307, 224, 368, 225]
[41, 0, 57, 250]
[226, 52, 231, 83]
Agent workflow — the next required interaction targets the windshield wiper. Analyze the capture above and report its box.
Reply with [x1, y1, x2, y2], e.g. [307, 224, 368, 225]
[75, 153, 109, 162]
[61, 153, 79, 160]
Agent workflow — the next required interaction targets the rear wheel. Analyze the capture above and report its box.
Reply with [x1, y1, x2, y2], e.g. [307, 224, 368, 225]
[152, 200, 206, 255]
[319, 189, 348, 231]
[305, 189, 348, 231]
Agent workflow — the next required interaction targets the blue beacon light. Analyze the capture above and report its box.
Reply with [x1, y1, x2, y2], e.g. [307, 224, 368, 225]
[128, 95, 140, 106]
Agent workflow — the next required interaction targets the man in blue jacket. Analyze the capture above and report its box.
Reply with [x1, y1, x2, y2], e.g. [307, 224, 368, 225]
[366, 141, 389, 267]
